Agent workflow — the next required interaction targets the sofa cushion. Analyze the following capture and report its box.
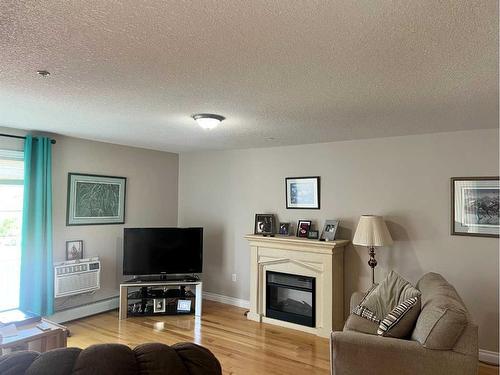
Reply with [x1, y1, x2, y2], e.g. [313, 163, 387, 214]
[0, 351, 39, 375]
[134, 343, 187, 374]
[171, 342, 223, 375]
[352, 304, 381, 323]
[360, 271, 421, 320]
[351, 283, 380, 323]
[377, 296, 421, 338]
[72, 344, 138, 375]
[344, 314, 379, 335]
[26, 347, 82, 375]
[411, 272, 468, 350]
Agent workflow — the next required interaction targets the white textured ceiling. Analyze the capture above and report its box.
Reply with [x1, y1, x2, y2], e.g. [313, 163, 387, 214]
[0, 1, 497, 152]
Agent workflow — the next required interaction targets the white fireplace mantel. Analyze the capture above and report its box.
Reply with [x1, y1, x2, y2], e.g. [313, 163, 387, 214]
[245, 234, 349, 337]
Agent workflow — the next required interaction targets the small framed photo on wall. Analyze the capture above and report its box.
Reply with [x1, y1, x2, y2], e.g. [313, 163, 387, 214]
[66, 240, 84, 261]
[285, 176, 320, 209]
[451, 177, 499, 238]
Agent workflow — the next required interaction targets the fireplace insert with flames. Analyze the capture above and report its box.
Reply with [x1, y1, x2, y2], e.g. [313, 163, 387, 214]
[266, 271, 315, 327]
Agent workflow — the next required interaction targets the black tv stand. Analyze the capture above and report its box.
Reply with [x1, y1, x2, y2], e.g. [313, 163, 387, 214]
[119, 278, 202, 319]
[127, 274, 199, 283]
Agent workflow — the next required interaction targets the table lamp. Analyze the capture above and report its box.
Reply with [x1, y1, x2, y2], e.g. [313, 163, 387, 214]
[353, 215, 393, 284]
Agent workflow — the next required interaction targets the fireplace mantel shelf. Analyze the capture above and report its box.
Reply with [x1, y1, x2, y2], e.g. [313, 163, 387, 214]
[244, 234, 350, 254]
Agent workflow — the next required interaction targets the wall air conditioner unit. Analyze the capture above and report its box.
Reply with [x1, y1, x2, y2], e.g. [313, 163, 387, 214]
[54, 257, 101, 298]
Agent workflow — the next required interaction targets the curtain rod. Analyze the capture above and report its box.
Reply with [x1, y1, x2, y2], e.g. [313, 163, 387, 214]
[0, 133, 56, 144]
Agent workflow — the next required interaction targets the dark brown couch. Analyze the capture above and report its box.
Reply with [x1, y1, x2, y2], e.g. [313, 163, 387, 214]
[0, 342, 222, 375]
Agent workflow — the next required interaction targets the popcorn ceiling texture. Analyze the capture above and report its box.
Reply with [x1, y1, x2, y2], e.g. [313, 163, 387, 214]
[0, 1, 497, 152]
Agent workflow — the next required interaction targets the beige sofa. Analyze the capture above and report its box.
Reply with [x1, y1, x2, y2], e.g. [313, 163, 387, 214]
[330, 273, 478, 375]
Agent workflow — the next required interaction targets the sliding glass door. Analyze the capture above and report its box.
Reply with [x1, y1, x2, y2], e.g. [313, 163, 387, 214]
[0, 150, 24, 311]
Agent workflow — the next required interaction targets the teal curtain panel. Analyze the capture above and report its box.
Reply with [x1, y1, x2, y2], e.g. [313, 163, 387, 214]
[19, 136, 54, 316]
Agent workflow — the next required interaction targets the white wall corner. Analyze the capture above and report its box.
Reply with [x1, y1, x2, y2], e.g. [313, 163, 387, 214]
[479, 349, 499, 366]
[203, 291, 250, 309]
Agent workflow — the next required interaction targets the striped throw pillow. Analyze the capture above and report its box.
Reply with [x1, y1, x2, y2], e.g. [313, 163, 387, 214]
[352, 305, 381, 324]
[377, 297, 420, 336]
[352, 283, 381, 323]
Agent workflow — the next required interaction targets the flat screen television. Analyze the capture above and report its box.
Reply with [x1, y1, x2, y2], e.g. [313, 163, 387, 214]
[123, 227, 203, 275]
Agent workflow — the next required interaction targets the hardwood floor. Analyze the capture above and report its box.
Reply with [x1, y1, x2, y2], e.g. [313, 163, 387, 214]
[66, 300, 498, 375]
[482, 364, 500, 375]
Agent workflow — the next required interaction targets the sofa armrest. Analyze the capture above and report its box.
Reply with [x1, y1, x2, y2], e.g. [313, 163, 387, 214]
[330, 331, 477, 375]
[349, 292, 365, 312]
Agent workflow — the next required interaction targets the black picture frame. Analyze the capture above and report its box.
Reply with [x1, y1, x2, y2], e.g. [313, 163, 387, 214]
[285, 176, 320, 209]
[254, 214, 275, 235]
[279, 222, 290, 236]
[296, 220, 312, 237]
[451, 176, 499, 238]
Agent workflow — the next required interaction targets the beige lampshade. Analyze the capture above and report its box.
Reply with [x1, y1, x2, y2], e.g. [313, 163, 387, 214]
[352, 215, 393, 247]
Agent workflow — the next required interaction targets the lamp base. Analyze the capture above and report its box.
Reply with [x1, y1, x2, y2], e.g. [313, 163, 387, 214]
[368, 246, 377, 285]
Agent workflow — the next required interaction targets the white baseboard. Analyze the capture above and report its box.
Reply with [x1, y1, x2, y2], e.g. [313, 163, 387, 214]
[48, 297, 119, 324]
[203, 291, 250, 309]
[479, 349, 499, 366]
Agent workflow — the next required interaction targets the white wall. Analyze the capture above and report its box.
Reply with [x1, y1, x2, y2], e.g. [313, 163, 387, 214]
[178, 128, 499, 352]
[50, 135, 179, 309]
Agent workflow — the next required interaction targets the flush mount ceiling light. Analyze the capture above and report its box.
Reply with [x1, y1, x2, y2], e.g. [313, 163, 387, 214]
[192, 113, 225, 130]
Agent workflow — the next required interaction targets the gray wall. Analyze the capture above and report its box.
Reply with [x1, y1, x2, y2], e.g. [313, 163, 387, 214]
[178, 128, 499, 352]
[50, 135, 179, 309]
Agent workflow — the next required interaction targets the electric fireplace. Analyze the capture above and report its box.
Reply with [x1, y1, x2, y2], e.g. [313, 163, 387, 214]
[266, 271, 315, 327]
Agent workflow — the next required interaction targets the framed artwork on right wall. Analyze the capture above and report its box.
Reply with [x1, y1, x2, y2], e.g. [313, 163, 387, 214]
[451, 176, 499, 238]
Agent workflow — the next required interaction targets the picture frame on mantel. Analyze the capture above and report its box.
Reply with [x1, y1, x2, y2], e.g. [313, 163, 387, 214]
[254, 214, 275, 235]
[296, 220, 312, 237]
[321, 220, 339, 241]
[279, 223, 290, 236]
[307, 230, 319, 239]
[285, 176, 320, 209]
[451, 176, 499, 238]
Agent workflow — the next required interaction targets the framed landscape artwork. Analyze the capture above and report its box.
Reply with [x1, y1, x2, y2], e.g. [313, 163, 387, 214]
[285, 176, 320, 209]
[67, 173, 127, 225]
[451, 177, 499, 238]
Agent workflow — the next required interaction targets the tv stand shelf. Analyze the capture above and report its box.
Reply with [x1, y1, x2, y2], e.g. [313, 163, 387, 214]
[119, 280, 202, 320]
